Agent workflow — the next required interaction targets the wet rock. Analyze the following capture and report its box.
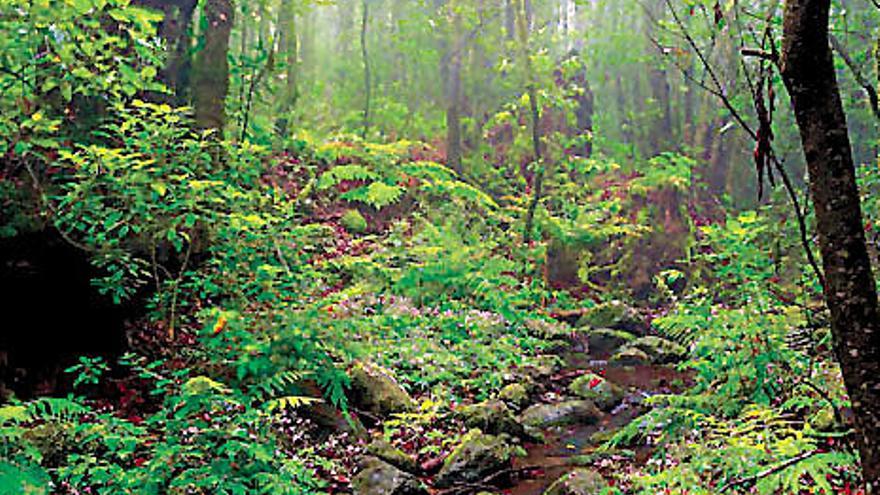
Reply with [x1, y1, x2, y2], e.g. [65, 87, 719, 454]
[568, 372, 624, 411]
[348, 360, 416, 417]
[366, 439, 418, 473]
[576, 301, 645, 334]
[587, 328, 636, 357]
[458, 399, 526, 438]
[352, 457, 428, 495]
[609, 347, 650, 366]
[519, 400, 602, 430]
[498, 382, 530, 410]
[628, 336, 686, 364]
[543, 468, 608, 495]
[434, 430, 518, 488]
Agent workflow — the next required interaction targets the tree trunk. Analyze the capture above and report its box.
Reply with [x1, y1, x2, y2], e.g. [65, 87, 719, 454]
[192, 0, 233, 132]
[780, 0, 880, 490]
[445, 4, 463, 174]
[360, 0, 371, 139]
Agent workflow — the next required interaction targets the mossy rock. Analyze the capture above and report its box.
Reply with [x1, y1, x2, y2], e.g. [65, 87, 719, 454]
[348, 360, 416, 417]
[458, 399, 526, 438]
[568, 373, 624, 411]
[352, 457, 428, 495]
[434, 430, 519, 488]
[543, 468, 608, 495]
[577, 301, 644, 334]
[587, 328, 636, 357]
[627, 336, 686, 364]
[341, 209, 368, 233]
[519, 401, 602, 430]
[497, 382, 530, 410]
[609, 347, 650, 366]
[521, 354, 562, 381]
[366, 439, 418, 473]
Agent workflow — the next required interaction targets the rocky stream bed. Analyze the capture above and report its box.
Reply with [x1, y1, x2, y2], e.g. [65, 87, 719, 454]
[339, 304, 693, 495]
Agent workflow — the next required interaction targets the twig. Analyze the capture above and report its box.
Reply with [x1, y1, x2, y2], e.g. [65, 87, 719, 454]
[718, 450, 821, 492]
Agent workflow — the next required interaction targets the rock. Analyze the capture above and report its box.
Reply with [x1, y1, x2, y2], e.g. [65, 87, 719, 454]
[458, 399, 526, 438]
[577, 301, 645, 334]
[628, 336, 686, 364]
[609, 347, 650, 366]
[568, 373, 624, 411]
[519, 401, 602, 430]
[366, 439, 418, 473]
[498, 383, 530, 410]
[521, 354, 562, 381]
[434, 430, 518, 488]
[525, 318, 572, 340]
[352, 457, 428, 495]
[342, 209, 368, 233]
[543, 468, 608, 495]
[303, 401, 368, 437]
[587, 328, 636, 357]
[348, 360, 416, 417]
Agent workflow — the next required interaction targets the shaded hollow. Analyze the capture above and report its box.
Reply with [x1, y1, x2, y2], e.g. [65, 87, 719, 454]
[0, 230, 144, 400]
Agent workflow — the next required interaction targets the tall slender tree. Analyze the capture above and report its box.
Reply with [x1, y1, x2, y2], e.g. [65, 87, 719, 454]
[780, 0, 880, 490]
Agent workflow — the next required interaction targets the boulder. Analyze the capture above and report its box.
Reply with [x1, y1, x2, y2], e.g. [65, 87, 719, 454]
[366, 439, 418, 474]
[609, 347, 650, 367]
[577, 301, 645, 334]
[434, 430, 518, 488]
[627, 336, 686, 364]
[348, 361, 416, 417]
[519, 401, 602, 430]
[458, 399, 525, 438]
[543, 468, 608, 495]
[587, 328, 636, 357]
[568, 373, 624, 411]
[497, 382, 530, 410]
[352, 457, 428, 495]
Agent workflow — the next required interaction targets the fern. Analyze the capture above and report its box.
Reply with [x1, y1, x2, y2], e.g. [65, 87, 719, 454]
[340, 181, 404, 209]
[316, 165, 378, 190]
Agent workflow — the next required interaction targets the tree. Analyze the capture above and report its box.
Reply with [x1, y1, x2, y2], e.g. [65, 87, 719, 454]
[780, 0, 880, 489]
[192, 0, 234, 132]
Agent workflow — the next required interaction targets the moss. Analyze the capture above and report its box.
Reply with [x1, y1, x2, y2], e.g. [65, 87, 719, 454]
[341, 208, 368, 233]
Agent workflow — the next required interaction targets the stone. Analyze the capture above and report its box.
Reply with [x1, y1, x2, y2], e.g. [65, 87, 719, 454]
[521, 354, 562, 381]
[458, 399, 526, 438]
[498, 382, 530, 410]
[627, 336, 686, 364]
[348, 360, 416, 417]
[352, 457, 428, 495]
[434, 430, 518, 488]
[519, 401, 602, 430]
[366, 439, 418, 474]
[543, 468, 608, 495]
[568, 373, 624, 411]
[587, 328, 636, 357]
[576, 300, 645, 334]
[609, 347, 650, 366]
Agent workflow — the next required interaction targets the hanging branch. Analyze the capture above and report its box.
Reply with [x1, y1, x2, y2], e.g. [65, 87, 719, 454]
[662, 0, 826, 290]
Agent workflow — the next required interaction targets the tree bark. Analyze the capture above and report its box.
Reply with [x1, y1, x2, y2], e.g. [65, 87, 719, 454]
[360, 0, 371, 139]
[445, 3, 463, 174]
[192, 0, 233, 132]
[780, 0, 880, 490]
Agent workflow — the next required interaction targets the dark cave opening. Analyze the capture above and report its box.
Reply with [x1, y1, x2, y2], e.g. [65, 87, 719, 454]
[0, 230, 144, 400]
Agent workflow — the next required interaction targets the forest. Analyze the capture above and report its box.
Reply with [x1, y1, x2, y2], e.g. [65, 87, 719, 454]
[1, 0, 880, 493]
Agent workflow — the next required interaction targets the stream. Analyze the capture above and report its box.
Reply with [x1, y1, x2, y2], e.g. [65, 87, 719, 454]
[506, 351, 692, 494]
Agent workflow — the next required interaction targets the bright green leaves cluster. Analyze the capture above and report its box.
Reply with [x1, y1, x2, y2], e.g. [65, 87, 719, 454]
[0, 0, 163, 157]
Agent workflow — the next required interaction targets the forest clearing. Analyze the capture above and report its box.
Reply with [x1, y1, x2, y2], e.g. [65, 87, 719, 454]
[1, 0, 880, 493]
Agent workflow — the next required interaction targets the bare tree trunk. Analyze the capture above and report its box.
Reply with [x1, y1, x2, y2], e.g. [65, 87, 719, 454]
[445, 4, 463, 174]
[360, 0, 371, 139]
[780, 0, 880, 490]
[193, 0, 233, 132]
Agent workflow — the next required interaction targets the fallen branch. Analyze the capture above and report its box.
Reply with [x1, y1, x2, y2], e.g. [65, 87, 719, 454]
[718, 450, 821, 492]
